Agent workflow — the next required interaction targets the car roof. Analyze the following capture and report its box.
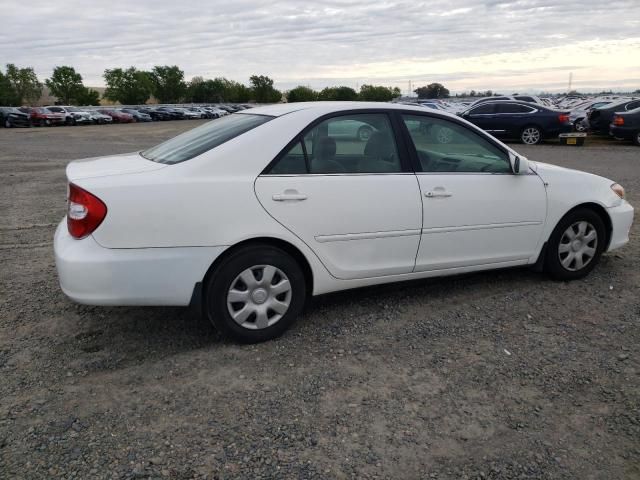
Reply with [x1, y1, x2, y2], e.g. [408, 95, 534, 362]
[237, 101, 460, 120]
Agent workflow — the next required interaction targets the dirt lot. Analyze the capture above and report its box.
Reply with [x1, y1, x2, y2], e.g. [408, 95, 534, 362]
[1, 121, 639, 479]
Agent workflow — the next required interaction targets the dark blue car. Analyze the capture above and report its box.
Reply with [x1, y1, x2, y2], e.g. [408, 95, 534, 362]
[458, 101, 572, 144]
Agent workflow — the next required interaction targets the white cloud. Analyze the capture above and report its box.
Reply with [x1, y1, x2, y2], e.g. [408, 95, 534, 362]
[0, 0, 638, 93]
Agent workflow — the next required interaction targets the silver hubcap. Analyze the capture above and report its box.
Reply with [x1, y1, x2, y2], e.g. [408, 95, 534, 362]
[437, 127, 453, 143]
[522, 127, 541, 144]
[226, 265, 292, 330]
[558, 221, 598, 271]
[575, 121, 586, 132]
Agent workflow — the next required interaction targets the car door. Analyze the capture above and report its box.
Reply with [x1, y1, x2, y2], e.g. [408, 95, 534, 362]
[399, 113, 547, 272]
[495, 103, 537, 137]
[254, 112, 423, 280]
[463, 103, 499, 134]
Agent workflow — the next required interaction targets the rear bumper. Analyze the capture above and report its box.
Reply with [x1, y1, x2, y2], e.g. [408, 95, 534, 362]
[54, 221, 227, 306]
[607, 201, 634, 251]
[609, 125, 637, 140]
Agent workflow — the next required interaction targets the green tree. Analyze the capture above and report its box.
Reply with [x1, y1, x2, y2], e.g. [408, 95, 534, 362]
[5, 64, 42, 105]
[45, 66, 85, 104]
[250, 75, 281, 103]
[148, 65, 186, 103]
[0, 70, 19, 106]
[103, 67, 151, 105]
[76, 87, 101, 106]
[358, 84, 401, 102]
[287, 86, 317, 102]
[317, 86, 358, 101]
[414, 83, 450, 99]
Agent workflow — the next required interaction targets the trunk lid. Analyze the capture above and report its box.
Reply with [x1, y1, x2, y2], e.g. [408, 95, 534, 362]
[66, 152, 167, 181]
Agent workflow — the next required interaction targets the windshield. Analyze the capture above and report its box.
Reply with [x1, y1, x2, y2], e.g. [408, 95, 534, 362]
[141, 113, 273, 164]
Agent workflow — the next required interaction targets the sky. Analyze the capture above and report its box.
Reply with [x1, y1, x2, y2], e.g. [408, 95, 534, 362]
[1, 0, 639, 94]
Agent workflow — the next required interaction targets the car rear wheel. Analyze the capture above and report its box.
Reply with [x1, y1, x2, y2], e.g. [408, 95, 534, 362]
[205, 245, 306, 343]
[634, 131, 640, 146]
[545, 208, 606, 280]
[521, 126, 542, 145]
[4, 119, 11, 128]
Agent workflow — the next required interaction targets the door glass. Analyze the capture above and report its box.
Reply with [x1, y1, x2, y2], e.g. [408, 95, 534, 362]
[402, 114, 511, 173]
[469, 104, 495, 115]
[496, 103, 534, 114]
[266, 113, 401, 174]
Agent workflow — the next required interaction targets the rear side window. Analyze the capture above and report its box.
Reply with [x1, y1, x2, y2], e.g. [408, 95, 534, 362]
[142, 114, 273, 164]
[469, 104, 495, 114]
[496, 103, 535, 114]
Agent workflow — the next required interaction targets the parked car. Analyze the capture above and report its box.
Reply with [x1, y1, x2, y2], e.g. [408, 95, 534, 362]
[156, 107, 186, 120]
[610, 106, 640, 146]
[45, 106, 93, 125]
[120, 108, 152, 122]
[97, 109, 134, 123]
[588, 99, 640, 134]
[173, 107, 202, 119]
[19, 107, 65, 126]
[458, 101, 572, 144]
[187, 107, 212, 119]
[0, 107, 31, 127]
[137, 107, 172, 121]
[569, 100, 613, 132]
[87, 111, 113, 125]
[54, 102, 633, 343]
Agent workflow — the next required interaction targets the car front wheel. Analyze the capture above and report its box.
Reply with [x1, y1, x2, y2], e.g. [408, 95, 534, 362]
[634, 131, 640, 146]
[205, 245, 306, 343]
[4, 119, 11, 128]
[545, 208, 606, 280]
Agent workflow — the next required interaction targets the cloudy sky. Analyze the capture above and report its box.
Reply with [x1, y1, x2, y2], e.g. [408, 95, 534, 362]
[1, 0, 639, 94]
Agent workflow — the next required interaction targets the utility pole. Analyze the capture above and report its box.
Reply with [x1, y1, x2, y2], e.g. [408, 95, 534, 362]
[408, 80, 412, 97]
[568, 72, 573, 93]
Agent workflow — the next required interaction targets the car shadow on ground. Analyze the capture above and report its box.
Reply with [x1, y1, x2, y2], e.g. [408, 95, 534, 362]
[63, 265, 547, 371]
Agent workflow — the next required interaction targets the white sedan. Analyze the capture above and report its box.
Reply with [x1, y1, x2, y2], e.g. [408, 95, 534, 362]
[54, 102, 634, 343]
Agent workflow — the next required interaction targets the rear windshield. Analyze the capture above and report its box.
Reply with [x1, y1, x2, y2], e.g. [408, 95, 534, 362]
[141, 113, 273, 164]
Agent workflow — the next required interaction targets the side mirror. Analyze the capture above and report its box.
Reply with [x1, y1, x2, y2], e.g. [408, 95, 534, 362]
[510, 152, 529, 175]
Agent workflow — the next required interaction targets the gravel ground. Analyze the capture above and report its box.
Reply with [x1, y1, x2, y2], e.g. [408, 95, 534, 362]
[0, 122, 639, 479]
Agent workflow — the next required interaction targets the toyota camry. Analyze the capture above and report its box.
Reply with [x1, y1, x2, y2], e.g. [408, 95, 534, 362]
[54, 102, 634, 342]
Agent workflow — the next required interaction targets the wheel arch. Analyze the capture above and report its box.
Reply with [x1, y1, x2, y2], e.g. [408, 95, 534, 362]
[191, 237, 315, 315]
[558, 202, 613, 249]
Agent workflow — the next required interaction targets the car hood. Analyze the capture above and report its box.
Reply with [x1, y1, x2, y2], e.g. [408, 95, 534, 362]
[66, 152, 167, 181]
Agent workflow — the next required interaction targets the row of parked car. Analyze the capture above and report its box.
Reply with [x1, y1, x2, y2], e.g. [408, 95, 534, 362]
[398, 94, 640, 146]
[0, 104, 254, 128]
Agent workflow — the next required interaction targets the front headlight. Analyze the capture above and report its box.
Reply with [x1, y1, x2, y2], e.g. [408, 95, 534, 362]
[611, 183, 625, 199]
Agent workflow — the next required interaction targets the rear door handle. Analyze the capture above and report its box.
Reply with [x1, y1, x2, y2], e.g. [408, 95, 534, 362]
[425, 191, 452, 198]
[272, 189, 308, 201]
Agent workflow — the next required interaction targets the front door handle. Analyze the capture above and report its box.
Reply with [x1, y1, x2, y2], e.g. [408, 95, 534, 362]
[272, 189, 308, 201]
[425, 190, 452, 198]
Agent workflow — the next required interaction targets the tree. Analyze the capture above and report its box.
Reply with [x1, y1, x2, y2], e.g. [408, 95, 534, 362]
[103, 67, 151, 105]
[148, 65, 186, 103]
[45, 66, 85, 104]
[76, 87, 101, 106]
[358, 84, 401, 102]
[250, 75, 281, 103]
[287, 86, 317, 102]
[0, 70, 19, 106]
[414, 83, 450, 99]
[5, 64, 42, 105]
[317, 86, 358, 101]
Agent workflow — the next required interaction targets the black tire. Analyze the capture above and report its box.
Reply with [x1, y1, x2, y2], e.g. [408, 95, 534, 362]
[633, 131, 640, 146]
[205, 245, 306, 343]
[521, 125, 543, 145]
[357, 125, 373, 141]
[4, 118, 11, 128]
[544, 208, 606, 281]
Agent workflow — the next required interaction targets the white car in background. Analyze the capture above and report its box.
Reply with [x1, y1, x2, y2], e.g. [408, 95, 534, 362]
[54, 102, 634, 343]
[45, 106, 93, 125]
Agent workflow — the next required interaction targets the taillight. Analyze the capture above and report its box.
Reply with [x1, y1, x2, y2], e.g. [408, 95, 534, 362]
[558, 113, 570, 123]
[613, 115, 625, 126]
[67, 183, 107, 239]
